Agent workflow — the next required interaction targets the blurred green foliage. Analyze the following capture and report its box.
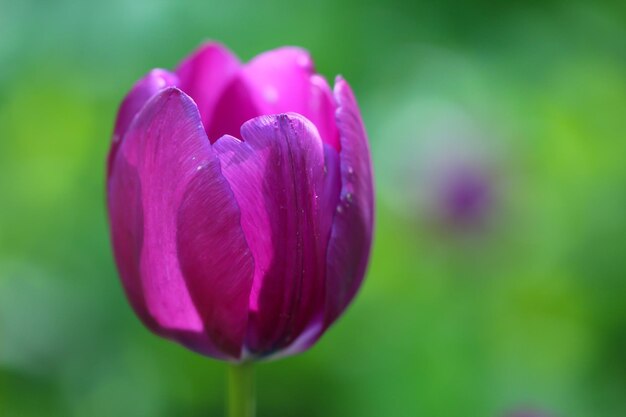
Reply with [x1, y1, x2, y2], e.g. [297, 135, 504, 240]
[0, 0, 625, 416]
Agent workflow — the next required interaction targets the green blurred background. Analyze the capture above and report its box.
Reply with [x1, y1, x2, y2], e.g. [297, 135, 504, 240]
[1, 0, 625, 416]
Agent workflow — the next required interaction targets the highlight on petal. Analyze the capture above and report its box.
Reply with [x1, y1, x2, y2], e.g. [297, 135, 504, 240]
[204, 47, 313, 142]
[109, 69, 178, 174]
[108, 87, 253, 359]
[213, 113, 336, 357]
[243, 48, 340, 149]
[324, 77, 375, 326]
[176, 42, 241, 140]
[242, 47, 315, 114]
[207, 47, 340, 148]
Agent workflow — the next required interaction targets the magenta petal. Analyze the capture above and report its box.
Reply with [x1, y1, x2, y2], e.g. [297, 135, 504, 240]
[240, 47, 340, 148]
[213, 114, 333, 356]
[242, 47, 314, 113]
[309, 75, 341, 151]
[270, 143, 341, 358]
[108, 87, 253, 359]
[324, 77, 375, 326]
[320, 144, 342, 247]
[176, 42, 241, 139]
[176, 160, 255, 359]
[109, 69, 178, 175]
[206, 75, 261, 142]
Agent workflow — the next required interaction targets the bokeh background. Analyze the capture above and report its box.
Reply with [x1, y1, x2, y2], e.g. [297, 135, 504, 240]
[1, 0, 625, 416]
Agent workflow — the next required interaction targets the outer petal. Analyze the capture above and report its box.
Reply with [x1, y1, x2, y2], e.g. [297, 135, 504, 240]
[324, 77, 374, 326]
[176, 158, 256, 359]
[213, 114, 334, 357]
[108, 69, 178, 175]
[265, 143, 341, 360]
[108, 87, 253, 359]
[176, 42, 241, 140]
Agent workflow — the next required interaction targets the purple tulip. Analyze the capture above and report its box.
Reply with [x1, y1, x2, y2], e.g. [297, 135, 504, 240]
[435, 161, 494, 231]
[106, 42, 374, 361]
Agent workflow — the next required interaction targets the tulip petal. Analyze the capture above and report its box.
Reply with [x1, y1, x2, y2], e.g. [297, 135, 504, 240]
[309, 75, 341, 151]
[108, 87, 253, 359]
[241, 47, 312, 114]
[109, 69, 178, 175]
[265, 143, 341, 360]
[176, 42, 241, 140]
[324, 77, 374, 326]
[213, 113, 334, 356]
[205, 75, 261, 142]
[242, 47, 340, 149]
[176, 156, 255, 359]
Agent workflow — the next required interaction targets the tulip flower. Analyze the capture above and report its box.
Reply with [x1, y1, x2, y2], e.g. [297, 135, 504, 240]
[106, 42, 373, 416]
[375, 102, 499, 235]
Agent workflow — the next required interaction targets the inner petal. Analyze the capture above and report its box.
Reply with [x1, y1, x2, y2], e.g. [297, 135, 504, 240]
[175, 42, 241, 140]
[205, 47, 339, 148]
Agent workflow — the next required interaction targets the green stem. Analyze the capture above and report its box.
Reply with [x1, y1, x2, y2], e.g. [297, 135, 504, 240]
[228, 362, 255, 417]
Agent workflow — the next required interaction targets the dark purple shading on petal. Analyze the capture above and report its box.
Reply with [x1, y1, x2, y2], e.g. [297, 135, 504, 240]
[109, 69, 178, 175]
[319, 145, 342, 257]
[108, 87, 253, 359]
[176, 42, 241, 141]
[213, 114, 335, 356]
[177, 160, 255, 359]
[206, 75, 261, 142]
[266, 143, 342, 359]
[324, 77, 374, 327]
